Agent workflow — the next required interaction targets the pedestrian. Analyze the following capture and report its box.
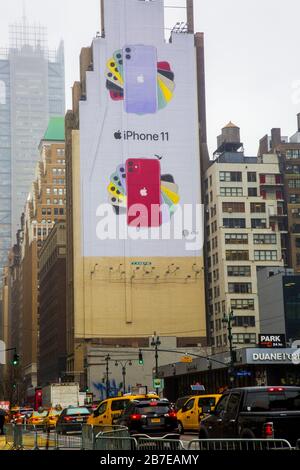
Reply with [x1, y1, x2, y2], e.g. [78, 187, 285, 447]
[0, 409, 6, 435]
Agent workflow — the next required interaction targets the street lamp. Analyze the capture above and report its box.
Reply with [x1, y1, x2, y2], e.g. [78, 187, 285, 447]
[151, 332, 161, 395]
[222, 310, 236, 387]
[114, 360, 133, 394]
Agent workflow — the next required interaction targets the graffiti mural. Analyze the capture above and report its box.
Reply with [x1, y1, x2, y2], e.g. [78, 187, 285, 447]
[92, 379, 132, 401]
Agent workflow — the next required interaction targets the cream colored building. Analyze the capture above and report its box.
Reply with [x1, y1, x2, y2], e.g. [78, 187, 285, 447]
[205, 123, 284, 351]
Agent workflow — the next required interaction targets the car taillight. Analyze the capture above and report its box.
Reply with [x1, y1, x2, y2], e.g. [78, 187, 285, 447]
[167, 411, 177, 419]
[268, 387, 284, 392]
[130, 414, 142, 420]
[64, 417, 73, 422]
[264, 422, 274, 438]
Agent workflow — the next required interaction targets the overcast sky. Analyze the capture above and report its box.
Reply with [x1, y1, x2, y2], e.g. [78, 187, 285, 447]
[1, 0, 300, 156]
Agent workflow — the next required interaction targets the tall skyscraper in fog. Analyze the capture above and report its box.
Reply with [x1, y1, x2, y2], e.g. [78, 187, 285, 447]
[0, 17, 65, 278]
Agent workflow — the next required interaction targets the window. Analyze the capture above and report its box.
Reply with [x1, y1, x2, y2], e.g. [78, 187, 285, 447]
[226, 250, 249, 261]
[243, 390, 300, 412]
[223, 218, 246, 228]
[227, 266, 251, 277]
[57, 148, 65, 157]
[96, 402, 108, 415]
[295, 238, 300, 248]
[214, 394, 230, 416]
[288, 179, 300, 188]
[42, 208, 46, 216]
[220, 172, 242, 182]
[59, 208, 64, 215]
[250, 203, 266, 213]
[297, 254, 300, 266]
[46, 188, 51, 195]
[226, 393, 241, 417]
[223, 202, 245, 213]
[286, 165, 300, 174]
[247, 172, 257, 182]
[54, 208, 59, 215]
[254, 250, 278, 261]
[47, 199, 51, 205]
[220, 187, 243, 197]
[253, 234, 277, 244]
[53, 188, 58, 195]
[248, 188, 257, 197]
[228, 283, 252, 294]
[47, 209, 52, 215]
[233, 316, 255, 327]
[231, 299, 255, 310]
[286, 149, 300, 160]
[209, 175, 212, 186]
[290, 195, 300, 204]
[251, 218, 267, 229]
[225, 234, 248, 244]
[232, 333, 256, 344]
[0, 80, 6, 105]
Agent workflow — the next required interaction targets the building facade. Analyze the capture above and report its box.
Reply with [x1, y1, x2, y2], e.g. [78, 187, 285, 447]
[205, 123, 284, 351]
[0, 18, 65, 282]
[257, 266, 300, 343]
[258, 114, 300, 272]
[5, 118, 66, 399]
[38, 221, 67, 386]
[65, 0, 208, 383]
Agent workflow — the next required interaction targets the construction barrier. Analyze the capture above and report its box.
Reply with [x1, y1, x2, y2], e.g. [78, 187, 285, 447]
[133, 434, 184, 451]
[188, 438, 294, 451]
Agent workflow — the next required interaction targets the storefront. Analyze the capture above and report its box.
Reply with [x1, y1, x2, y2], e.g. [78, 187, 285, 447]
[158, 348, 300, 401]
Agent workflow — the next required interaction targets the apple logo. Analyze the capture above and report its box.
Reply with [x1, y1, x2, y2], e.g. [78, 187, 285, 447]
[140, 187, 148, 197]
[114, 130, 122, 140]
[137, 74, 145, 84]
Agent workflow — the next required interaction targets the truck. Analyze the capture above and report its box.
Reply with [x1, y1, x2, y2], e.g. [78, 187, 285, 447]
[199, 386, 300, 445]
[42, 383, 80, 409]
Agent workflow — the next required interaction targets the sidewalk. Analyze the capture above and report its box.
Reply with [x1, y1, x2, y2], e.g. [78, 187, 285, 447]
[0, 435, 9, 450]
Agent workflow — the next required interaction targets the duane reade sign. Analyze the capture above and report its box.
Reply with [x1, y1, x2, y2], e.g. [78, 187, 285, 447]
[246, 348, 300, 364]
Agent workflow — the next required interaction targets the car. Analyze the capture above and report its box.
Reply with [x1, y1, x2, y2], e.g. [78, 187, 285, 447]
[199, 386, 300, 445]
[176, 394, 221, 434]
[87, 393, 159, 426]
[43, 408, 62, 431]
[56, 406, 91, 434]
[28, 410, 49, 427]
[174, 396, 191, 412]
[116, 399, 178, 436]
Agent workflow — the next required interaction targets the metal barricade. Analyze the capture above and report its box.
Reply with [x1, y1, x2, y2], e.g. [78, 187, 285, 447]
[93, 426, 134, 451]
[81, 424, 95, 450]
[296, 439, 300, 450]
[4, 424, 14, 449]
[134, 434, 184, 451]
[188, 439, 293, 451]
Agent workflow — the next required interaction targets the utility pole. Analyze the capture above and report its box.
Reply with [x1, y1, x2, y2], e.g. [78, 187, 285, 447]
[222, 310, 236, 387]
[151, 332, 161, 395]
[105, 355, 111, 399]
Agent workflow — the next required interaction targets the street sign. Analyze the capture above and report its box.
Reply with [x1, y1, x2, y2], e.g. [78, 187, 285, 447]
[235, 370, 252, 377]
[180, 356, 193, 363]
[153, 378, 164, 389]
[258, 334, 286, 348]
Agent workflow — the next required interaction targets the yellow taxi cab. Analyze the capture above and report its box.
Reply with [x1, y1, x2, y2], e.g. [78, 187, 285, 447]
[28, 410, 49, 427]
[43, 408, 62, 431]
[87, 393, 159, 426]
[176, 394, 222, 434]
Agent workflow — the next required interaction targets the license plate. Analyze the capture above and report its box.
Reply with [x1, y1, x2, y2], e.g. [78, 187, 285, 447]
[151, 418, 161, 423]
[76, 418, 83, 422]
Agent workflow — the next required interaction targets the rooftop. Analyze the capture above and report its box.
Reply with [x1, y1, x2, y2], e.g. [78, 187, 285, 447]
[44, 117, 65, 141]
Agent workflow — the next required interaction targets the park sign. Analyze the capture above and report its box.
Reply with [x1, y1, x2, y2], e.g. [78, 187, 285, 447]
[191, 383, 205, 392]
[153, 378, 164, 389]
[258, 334, 286, 348]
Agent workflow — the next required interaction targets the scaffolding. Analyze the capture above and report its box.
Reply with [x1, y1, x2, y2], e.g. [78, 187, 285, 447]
[9, 17, 48, 56]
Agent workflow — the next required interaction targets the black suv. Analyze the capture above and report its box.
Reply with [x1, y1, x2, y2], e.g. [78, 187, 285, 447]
[116, 399, 178, 436]
[199, 386, 300, 445]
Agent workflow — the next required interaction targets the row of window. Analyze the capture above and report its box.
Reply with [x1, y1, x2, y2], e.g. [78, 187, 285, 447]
[52, 179, 65, 185]
[52, 168, 65, 175]
[222, 202, 266, 213]
[46, 188, 66, 195]
[223, 218, 268, 229]
[46, 199, 66, 205]
[225, 250, 278, 261]
[286, 149, 300, 159]
[225, 233, 277, 245]
[220, 172, 257, 183]
[228, 282, 252, 294]
[42, 208, 64, 216]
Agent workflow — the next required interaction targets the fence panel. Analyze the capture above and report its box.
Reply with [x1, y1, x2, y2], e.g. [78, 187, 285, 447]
[188, 439, 293, 451]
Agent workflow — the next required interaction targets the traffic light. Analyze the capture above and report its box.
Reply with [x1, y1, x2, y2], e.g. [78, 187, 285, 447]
[12, 352, 19, 366]
[138, 350, 144, 365]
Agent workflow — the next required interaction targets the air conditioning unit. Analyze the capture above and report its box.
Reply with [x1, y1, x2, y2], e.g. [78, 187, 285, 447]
[228, 208, 233, 213]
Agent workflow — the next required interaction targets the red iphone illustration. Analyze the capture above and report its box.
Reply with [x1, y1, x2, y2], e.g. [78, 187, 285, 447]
[126, 158, 162, 227]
